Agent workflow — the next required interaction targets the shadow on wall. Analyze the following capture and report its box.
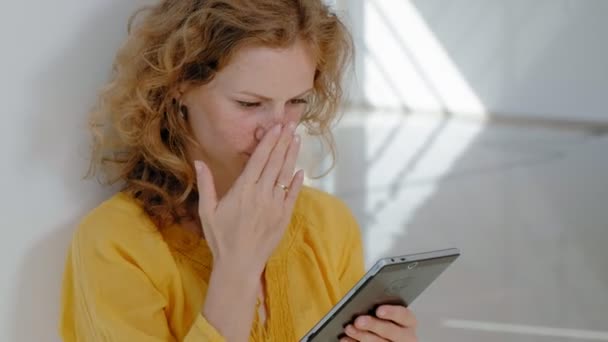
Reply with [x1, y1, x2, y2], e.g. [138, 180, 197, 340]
[409, 0, 608, 120]
[13, 1, 139, 340]
[14, 224, 75, 342]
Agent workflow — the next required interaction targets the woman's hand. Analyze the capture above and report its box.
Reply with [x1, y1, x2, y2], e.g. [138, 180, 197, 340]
[340, 305, 418, 342]
[194, 122, 303, 275]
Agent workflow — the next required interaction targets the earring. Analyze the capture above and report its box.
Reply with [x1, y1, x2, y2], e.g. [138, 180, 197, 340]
[172, 98, 188, 120]
[179, 103, 189, 120]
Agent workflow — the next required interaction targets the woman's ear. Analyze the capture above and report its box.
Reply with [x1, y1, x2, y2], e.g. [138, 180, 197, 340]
[177, 82, 190, 97]
[167, 86, 188, 119]
[166, 82, 183, 104]
[169, 86, 183, 102]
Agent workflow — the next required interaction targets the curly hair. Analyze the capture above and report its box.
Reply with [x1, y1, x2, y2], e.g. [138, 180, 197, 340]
[88, 0, 353, 229]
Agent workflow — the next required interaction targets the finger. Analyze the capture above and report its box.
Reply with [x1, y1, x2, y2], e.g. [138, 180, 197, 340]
[241, 124, 282, 184]
[339, 337, 357, 342]
[344, 324, 388, 342]
[194, 160, 218, 217]
[259, 121, 297, 190]
[283, 169, 304, 211]
[377, 305, 417, 328]
[274, 134, 301, 198]
[355, 315, 405, 341]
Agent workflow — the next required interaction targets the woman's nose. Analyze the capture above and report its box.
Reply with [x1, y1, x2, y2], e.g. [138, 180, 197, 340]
[255, 108, 291, 141]
[270, 106, 288, 125]
[255, 120, 296, 142]
[255, 122, 286, 142]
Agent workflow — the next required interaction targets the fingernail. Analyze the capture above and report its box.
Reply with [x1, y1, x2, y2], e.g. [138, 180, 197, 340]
[346, 325, 355, 334]
[357, 317, 368, 327]
[273, 124, 282, 135]
[377, 308, 386, 317]
[194, 160, 203, 172]
[255, 127, 265, 141]
[288, 122, 297, 132]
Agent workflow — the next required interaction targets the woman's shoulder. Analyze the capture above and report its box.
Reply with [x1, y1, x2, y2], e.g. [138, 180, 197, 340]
[64, 193, 179, 317]
[73, 192, 166, 252]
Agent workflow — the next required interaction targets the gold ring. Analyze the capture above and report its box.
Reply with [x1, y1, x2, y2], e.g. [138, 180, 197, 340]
[276, 182, 289, 192]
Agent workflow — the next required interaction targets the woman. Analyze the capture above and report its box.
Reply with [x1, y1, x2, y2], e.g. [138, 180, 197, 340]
[60, 0, 418, 341]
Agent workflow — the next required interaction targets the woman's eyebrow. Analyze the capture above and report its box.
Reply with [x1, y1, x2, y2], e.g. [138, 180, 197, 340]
[237, 88, 313, 100]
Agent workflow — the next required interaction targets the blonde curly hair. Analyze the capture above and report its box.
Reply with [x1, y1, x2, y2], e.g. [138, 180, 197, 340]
[88, 0, 353, 229]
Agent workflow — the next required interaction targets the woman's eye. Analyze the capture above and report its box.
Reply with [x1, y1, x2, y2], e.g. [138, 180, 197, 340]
[237, 101, 261, 108]
[290, 98, 309, 105]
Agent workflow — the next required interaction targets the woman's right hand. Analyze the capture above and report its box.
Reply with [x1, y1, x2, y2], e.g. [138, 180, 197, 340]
[194, 122, 304, 276]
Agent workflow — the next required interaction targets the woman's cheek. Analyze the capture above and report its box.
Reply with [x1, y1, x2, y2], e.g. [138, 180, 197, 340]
[224, 120, 258, 151]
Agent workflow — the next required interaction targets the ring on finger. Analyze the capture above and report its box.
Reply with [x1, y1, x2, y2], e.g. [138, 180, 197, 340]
[275, 182, 289, 192]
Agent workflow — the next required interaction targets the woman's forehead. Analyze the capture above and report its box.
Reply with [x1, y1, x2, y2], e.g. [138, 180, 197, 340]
[215, 41, 316, 97]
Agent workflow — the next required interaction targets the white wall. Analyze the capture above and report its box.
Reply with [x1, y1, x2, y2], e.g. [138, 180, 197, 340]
[338, 0, 608, 122]
[0, 1, 146, 340]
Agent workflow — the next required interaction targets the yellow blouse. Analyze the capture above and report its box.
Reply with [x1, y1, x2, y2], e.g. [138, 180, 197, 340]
[60, 186, 365, 341]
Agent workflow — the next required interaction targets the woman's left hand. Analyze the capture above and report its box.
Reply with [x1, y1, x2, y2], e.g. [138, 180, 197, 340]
[340, 305, 418, 342]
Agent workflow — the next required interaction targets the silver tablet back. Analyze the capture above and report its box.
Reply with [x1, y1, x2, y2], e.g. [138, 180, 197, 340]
[300, 248, 460, 341]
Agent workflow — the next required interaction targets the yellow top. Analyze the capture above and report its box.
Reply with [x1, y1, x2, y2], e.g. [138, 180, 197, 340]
[60, 186, 365, 341]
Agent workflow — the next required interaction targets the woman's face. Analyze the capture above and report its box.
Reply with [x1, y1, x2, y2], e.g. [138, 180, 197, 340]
[180, 39, 316, 194]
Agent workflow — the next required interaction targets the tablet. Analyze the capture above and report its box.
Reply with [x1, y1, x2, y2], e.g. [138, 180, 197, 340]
[299, 248, 460, 341]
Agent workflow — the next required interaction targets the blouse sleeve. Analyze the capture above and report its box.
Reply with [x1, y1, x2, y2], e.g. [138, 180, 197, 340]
[59, 219, 225, 342]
